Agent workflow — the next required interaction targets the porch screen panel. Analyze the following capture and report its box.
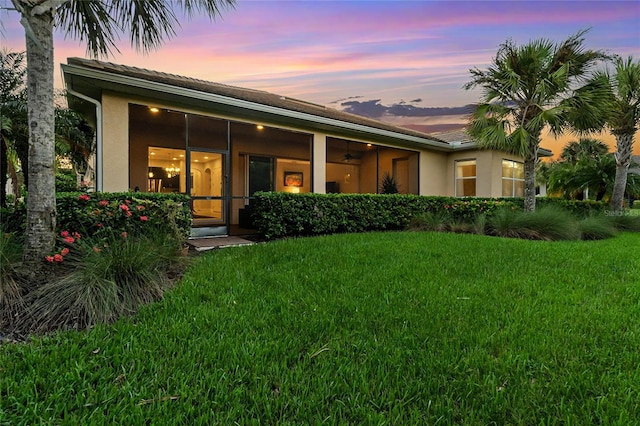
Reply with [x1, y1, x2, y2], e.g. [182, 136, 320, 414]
[129, 104, 186, 192]
[188, 114, 228, 150]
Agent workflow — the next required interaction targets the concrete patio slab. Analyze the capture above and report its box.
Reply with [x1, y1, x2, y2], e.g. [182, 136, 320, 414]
[188, 236, 255, 252]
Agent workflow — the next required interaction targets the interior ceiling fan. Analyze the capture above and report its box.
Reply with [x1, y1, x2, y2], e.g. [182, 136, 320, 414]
[343, 142, 361, 162]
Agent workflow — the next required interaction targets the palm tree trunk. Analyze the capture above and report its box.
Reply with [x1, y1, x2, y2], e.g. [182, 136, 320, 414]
[523, 155, 536, 212]
[610, 132, 634, 211]
[20, 3, 57, 266]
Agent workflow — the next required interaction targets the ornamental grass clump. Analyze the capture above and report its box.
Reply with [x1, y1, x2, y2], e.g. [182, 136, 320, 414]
[17, 194, 190, 333]
[609, 214, 640, 232]
[577, 216, 618, 240]
[407, 211, 451, 232]
[25, 231, 175, 332]
[488, 206, 578, 240]
[0, 233, 24, 327]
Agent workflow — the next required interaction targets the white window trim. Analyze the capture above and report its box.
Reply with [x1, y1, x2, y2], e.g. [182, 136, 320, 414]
[455, 159, 477, 197]
[502, 159, 524, 197]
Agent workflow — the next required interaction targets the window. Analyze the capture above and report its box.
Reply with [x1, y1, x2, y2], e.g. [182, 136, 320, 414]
[502, 160, 524, 197]
[455, 159, 476, 196]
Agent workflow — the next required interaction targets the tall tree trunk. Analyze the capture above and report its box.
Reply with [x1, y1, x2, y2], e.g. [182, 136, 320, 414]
[19, 2, 57, 266]
[523, 155, 536, 212]
[610, 132, 634, 212]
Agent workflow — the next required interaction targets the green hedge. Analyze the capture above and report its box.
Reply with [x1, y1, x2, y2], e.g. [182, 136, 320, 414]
[1, 192, 191, 240]
[251, 193, 608, 239]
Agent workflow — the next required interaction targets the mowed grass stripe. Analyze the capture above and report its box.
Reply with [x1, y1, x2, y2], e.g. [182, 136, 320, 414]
[1, 232, 639, 424]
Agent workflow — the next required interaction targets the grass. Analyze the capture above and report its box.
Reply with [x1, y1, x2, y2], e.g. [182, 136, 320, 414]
[2, 231, 640, 424]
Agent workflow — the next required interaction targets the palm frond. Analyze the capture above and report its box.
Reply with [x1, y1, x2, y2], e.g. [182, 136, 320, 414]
[56, 0, 120, 58]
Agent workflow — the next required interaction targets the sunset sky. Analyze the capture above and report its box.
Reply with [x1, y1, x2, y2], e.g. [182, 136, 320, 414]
[1, 0, 639, 156]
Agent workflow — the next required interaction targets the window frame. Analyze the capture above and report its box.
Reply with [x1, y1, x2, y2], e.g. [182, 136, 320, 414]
[454, 158, 477, 197]
[501, 159, 525, 197]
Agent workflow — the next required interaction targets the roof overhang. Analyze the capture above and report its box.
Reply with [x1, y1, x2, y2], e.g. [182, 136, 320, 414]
[62, 63, 453, 152]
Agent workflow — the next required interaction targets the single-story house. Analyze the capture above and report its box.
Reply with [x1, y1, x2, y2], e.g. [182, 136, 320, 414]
[62, 58, 550, 236]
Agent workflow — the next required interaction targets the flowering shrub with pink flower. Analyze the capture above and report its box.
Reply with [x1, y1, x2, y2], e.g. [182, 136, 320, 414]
[45, 192, 190, 265]
[55, 192, 190, 241]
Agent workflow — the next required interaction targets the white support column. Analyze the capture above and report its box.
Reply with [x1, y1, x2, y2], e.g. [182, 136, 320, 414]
[313, 132, 327, 193]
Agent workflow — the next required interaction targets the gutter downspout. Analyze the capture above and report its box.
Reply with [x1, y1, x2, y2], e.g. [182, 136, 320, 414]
[65, 88, 103, 192]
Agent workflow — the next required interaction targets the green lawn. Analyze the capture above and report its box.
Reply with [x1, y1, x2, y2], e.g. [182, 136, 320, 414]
[2, 232, 640, 424]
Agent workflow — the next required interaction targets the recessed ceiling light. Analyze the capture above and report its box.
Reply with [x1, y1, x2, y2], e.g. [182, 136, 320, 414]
[149, 107, 159, 113]
[150, 152, 156, 155]
[204, 156, 209, 159]
[256, 125, 264, 130]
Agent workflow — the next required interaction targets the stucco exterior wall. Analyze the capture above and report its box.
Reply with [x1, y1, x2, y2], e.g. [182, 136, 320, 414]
[446, 150, 527, 198]
[101, 92, 130, 192]
[419, 151, 448, 195]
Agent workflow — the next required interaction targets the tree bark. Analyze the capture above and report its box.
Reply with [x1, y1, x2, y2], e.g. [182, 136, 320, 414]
[18, 1, 57, 266]
[523, 155, 536, 212]
[610, 132, 634, 212]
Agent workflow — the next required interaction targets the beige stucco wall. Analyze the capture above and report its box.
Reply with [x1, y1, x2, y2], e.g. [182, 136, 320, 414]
[446, 150, 526, 198]
[420, 151, 448, 195]
[101, 92, 130, 192]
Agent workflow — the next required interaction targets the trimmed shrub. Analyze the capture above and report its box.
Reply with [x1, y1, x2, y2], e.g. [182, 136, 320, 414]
[252, 193, 518, 239]
[47, 192, 190, 241]
[0, 202, 27, 235]
[55, 169, 78, 192]
[535, 197, 607, 218]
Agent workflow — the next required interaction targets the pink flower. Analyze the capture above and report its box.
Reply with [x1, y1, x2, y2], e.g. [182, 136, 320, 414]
[60, 231, 70, 238]
[99, 200, 109, 207]
[120, 204, 130, 212]
[126, 211, 132, 217]
[125, 200, 131, 205]
[73, 232, 81, 239]
[96, 223, 103, 228]
[136, 205, 145, 211]
[140, 216, 148, 221]
[78, 194, 90, 201]
[45, 256, 54, 263]
[53, 254, 63, 262]
[121, 232, 128, 238]
[61, 248, 70, 256]
[64, 236, 75, 244]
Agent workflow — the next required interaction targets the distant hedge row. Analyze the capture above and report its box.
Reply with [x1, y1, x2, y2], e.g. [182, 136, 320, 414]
[251, 193, 607, 239]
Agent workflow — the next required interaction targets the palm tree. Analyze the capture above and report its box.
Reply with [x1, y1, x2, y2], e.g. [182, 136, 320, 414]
[603, 56, 640, 211]
[546, 138, 610, 200]
[8, 0, 235, 266]
[464, 29, 610, 212]
[559, 137, 609, 163]
[548, 154, 640, 202]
